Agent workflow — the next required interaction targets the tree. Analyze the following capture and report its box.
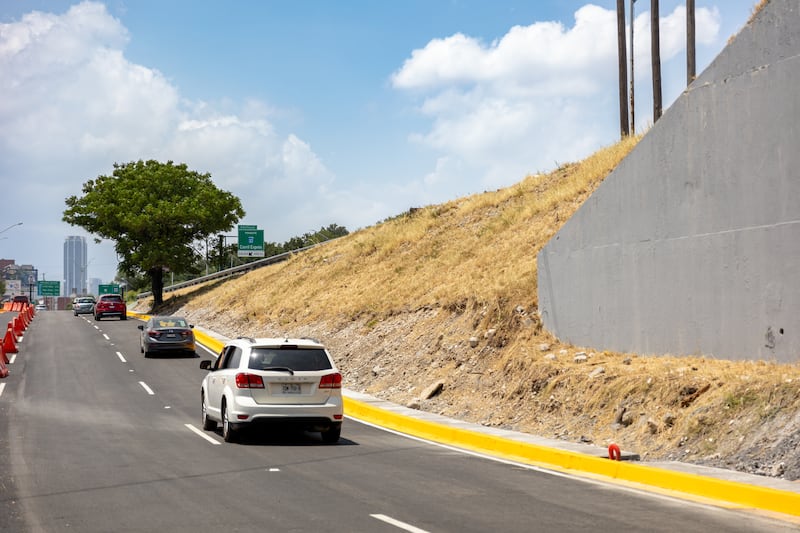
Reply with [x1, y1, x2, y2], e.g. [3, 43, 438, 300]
[63, 160, 245, 307]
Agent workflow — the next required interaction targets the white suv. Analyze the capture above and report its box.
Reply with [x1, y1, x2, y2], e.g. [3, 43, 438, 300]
[200, 337, 343, 443]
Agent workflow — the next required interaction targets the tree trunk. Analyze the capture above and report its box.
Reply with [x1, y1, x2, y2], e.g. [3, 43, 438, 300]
[149, 267, 164, 308]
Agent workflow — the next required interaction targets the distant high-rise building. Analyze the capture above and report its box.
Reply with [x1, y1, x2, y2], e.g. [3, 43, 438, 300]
[89, 277, 101, 297]
[64, 236, 87, 296]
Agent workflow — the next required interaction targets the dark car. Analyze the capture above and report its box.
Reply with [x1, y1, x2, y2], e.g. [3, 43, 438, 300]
[138, 316, 196, 358]
[94, 294, 127, 320]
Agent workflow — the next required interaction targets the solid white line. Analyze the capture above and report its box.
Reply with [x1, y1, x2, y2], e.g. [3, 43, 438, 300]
[185, 424, 221, 445]
[370, 514, 430, 533]
[0, 383, 5, 397]
[116, 352, 127, 363]
[138, 381, 155, 395]
[103, 334, 110, 340]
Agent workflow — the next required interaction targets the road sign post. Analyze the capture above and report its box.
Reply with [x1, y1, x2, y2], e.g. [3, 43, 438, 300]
[237, 224, 265, 257]
[37, 281, 60, 297]
[99, 284, 121, 295]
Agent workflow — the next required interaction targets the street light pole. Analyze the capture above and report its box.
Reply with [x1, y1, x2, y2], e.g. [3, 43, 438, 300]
[0, 222, 23, 236]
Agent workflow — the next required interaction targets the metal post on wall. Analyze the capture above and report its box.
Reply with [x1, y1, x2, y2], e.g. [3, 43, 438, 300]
[687, 0, 696, 84]
[651, 0, 663, 122]
[629, 0, 636, 133]
[616, 0, 630, 138]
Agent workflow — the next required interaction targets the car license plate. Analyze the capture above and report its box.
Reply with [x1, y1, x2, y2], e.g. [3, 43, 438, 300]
[281, 384, 301, 394]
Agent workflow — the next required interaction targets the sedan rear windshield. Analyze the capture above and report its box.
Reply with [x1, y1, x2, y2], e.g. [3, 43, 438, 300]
[248, 348, 332, 371]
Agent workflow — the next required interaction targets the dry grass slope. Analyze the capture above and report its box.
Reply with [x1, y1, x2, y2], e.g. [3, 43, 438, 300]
[144, 135, 800, 481]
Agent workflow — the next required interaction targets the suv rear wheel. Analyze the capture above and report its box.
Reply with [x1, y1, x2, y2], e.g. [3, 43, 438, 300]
[201, 393, 217, 431]
[221, 402, 237, 443]
[321, 423, 342, 444]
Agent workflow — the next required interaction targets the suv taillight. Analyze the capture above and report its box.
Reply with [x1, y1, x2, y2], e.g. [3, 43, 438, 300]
[319, 373, 342, 389]
[235, 373, 265, 389]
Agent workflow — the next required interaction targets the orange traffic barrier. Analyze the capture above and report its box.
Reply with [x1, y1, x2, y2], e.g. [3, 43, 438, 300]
[12, 316, 24, 338]
[3, 326, 18, 354]
[9, 321, 21, 343]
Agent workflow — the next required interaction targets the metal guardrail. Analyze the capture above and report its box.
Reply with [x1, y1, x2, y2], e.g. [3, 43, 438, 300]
[135, 241, 331, 300]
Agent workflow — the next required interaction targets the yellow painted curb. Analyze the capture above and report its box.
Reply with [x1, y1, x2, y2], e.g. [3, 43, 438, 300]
[343, 395, 800, 519]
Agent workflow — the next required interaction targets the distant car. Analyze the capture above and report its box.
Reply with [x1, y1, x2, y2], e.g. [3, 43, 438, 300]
[12, 295, 29, 305]
[73, 296, 96, 316]
[138, 316, 196, 358]
[94, 294, 127, 320]
[35, 303, 47, 311]
[199, 337, 343, 443]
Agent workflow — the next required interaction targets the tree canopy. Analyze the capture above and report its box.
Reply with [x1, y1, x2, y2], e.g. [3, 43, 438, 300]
[63, 160, 245, 307]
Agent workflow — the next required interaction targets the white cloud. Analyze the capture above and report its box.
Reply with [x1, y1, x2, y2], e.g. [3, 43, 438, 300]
[392, 4, 722, 191]
[0, 1, 345, 282]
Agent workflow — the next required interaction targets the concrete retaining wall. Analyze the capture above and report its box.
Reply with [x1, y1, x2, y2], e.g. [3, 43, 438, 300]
[537, 0, 800, 362]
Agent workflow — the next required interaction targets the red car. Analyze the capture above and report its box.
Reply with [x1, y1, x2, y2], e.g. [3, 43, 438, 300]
[94, 294, 127, 321]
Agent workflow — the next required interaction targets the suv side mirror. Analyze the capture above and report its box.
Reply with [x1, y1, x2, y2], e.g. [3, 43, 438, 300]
[200, 360, 212, 370]
[137, 325, 144, 330]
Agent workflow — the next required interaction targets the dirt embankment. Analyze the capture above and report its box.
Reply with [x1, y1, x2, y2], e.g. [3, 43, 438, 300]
[141, 297, 800, 482]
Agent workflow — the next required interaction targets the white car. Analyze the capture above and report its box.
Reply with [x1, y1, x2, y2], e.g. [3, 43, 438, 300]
[200, 337, 343, 443]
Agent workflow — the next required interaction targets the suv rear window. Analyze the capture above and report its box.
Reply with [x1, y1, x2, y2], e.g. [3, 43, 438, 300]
[248, 348, 332, 371]
[77, 297, 95, 303]
[100, 295, 123, 302]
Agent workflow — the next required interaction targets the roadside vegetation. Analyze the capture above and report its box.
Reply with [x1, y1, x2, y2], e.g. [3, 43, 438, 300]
[138, 134, 800, 480]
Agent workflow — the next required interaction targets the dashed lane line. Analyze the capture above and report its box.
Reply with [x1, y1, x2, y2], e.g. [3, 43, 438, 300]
[138, 381, 155, 395]
[370, 514, 430, 533]
[185, 424, 222, 445]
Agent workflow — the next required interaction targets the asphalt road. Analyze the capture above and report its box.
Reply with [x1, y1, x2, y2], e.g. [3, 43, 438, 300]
[0, 310, 795, 532]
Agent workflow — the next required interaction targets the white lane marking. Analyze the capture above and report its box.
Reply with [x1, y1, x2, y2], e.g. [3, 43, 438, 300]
[370, 514, 430, 533]
[138, 381, 155, 395]
[103, 334, 110, 340]
[185, 424, 221, 445]
[9, 354, 16, 364]
[268, 468, 280, 472]
[0, 383, 5, 397]
[116, 352, 126, 363]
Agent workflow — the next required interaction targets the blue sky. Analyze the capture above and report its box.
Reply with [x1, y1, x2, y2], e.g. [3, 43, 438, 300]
[0, 0, 757, 287]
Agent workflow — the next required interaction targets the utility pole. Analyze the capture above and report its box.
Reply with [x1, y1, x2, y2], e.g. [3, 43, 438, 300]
[687, 0, 696, 84]
[616, 0, 630, 138]
[651, 0, 663, 122]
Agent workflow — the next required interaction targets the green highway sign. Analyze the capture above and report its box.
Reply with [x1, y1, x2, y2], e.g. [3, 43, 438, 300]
[38, 281, 60, 296]
[237, 224, 265, 257]
[99, 284, 121, 295]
